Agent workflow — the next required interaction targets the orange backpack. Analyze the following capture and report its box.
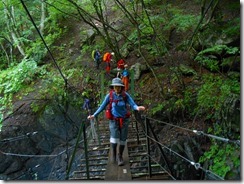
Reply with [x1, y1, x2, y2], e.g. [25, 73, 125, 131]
[103, 52, 110, 62]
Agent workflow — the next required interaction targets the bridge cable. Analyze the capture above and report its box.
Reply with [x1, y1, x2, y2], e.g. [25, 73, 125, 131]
[0, 131, 38, 143]
[146, 154, 177, 180]
[135, 115, 225, 180]
[144, 131, 224, 180]
[0, 138, 84, 158]
[10, 138, 85, 180]
[146, 117, 240, 146]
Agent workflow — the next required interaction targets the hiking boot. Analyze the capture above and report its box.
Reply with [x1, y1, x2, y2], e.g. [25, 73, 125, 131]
[111, 143, 117, 164]
[117, 155, 124, 166]
[111, 154, 116, 163]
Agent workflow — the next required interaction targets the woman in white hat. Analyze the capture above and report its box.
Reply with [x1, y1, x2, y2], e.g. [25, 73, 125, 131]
[87, 78, 145, 166]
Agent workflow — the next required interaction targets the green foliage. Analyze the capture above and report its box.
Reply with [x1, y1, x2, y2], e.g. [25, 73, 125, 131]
[25, 25, 64, 62]
[151, 103, 165, 115]
[0, 58, 46, 123]
[223, 18, 240, 38]
[196, 74, 240, 121]
[47, 0, 77, 21]
[199, 139, 240, 178]
[177, 89, 196, 117]
[128, 29, 139, 44]
[139, 21, 154, 36]
[196, 71, 240, 179]
[0, 0, 240, 179]
[199, 57, 219, 72]
[196, 45, 239, 56]
[164, 6, 199, 32]
[195, 45, 239, 72]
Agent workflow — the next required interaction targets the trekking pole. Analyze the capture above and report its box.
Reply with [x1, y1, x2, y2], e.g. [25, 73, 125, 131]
[95, 116, 101, 146]
[88, 110, 98, 143]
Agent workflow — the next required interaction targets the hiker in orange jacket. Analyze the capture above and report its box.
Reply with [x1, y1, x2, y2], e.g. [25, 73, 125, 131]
[103, 52, 114, 76]
[121, 64, 129, 91]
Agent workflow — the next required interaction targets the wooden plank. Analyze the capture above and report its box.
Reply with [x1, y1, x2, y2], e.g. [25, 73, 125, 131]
[79, 163, 107, 167]
[104, 146, 118, 180]
[117, 143, 132, 181]
[80, 156, 108, 162]
[105, 143, 132, 181]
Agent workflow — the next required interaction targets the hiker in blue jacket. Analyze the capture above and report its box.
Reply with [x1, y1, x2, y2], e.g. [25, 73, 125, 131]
[92, 49, 101, 69]
[82, 91, 92, 115]
[87, 78, 145, 166]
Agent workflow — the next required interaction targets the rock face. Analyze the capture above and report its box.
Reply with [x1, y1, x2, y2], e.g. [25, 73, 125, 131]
[0, 100, 85, 180]
[130, 62, 149, 80]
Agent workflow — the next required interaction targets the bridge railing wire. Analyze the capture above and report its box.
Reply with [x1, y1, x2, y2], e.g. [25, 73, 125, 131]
[2, 137, 85, 180]
[146, 117, 240, 146]
[133, 112, 225, 180]
[133, 111, 174, 179]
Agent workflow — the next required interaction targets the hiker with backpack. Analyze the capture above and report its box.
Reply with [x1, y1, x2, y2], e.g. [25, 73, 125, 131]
[92, 49, 101, 69]
[121, 64, 129, 91]
[116, 58, 126, 78]
[87, 78, 145, 166]
[103, 52, 114, 77]
[82, 91, 92, 115]
[117, 59, 126, 70]
[82, 91, 98, 142]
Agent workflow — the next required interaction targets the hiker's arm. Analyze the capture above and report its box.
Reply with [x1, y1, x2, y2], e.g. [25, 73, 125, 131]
[126, 93, 146, 112]
[87, 94, 109, 119]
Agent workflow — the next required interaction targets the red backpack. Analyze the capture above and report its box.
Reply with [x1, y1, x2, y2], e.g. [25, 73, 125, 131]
[117, 59, 125, 70]
[105, 90, 131, 120]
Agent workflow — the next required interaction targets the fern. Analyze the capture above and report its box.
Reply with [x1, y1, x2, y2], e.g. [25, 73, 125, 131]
[196, 74, 240, 121]
[199, 139, 240, 178]
[164, 6, 199, 32]
[195, 45, 239, 72]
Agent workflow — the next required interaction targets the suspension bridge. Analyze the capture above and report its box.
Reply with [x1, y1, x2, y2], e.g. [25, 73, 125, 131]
[67, 109, 239, 181]
[70, 112, 173, 180]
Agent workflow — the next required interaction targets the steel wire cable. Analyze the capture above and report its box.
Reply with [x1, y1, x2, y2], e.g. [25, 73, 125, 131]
[146, 116, 240, 146]
[0, 138, 84, 158]
[143, 132, 225, 180]
[146, 153, 177, 180]
[134, 115, 227, 180]
[0, 131, 38, 143]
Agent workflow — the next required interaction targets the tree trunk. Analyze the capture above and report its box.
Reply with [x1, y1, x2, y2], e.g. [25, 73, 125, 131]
[39, 0, 46, 35]
[2, 0, 26, 57]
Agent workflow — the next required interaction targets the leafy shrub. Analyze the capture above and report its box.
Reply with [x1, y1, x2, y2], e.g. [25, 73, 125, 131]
[164, 6, 199, 32]
[195, 45, 239, 72]
[196, 74, 239, 121]
[197, 73, 240, 179]
[199, 134, 240, 179]
[0, 58, 45, 123]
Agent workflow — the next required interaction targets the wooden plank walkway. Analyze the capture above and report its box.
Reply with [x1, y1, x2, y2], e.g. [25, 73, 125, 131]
[70, 118, 171, 180]
[105, 143, 132, 180]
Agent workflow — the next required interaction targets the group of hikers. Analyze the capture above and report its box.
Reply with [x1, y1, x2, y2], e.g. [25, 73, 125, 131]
[82, 48, 145, 167]
[91, 49, 130, 91]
